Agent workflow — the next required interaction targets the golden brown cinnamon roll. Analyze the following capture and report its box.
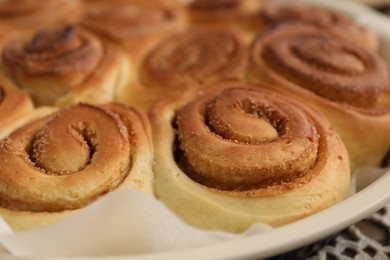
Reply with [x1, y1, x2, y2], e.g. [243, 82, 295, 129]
[254, 2, 378, 51]
[0, 0, 82, 33]
[80, 0, 187, 60]
[0, 102, 154, 230]
[248, 23, 390, 169]
[119, 28, 247, 110]
[1, 25, 130, 107]
[150, 80, 350, 232]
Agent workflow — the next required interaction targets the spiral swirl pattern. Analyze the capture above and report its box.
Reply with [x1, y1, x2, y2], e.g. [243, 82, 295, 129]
[0, 103, 148, 212]
[2, 25, 126, 106]
[141, 28, 246, 89]
[249, 23, 390, 108]
[152, 80, 350, 231]
[175, 86, 325, 191]
[3, 26, 102, 78]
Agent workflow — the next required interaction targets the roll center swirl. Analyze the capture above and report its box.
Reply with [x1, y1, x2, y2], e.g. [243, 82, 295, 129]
[27, 106, 125, 176]
[26, 26, 80, 55]
[2, 25, 103, 87]
[176, 87, 320, 191]
[292, 36, 365, 75]
[206, 93, 281, 143]
[142, 29, 245, 88]
[3, 25, 102, 74]
[31, 121, 96, 175]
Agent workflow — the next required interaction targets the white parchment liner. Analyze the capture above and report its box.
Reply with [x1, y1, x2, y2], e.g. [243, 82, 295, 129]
[0, 166, 387, 257]
[0, 190, 272, 257]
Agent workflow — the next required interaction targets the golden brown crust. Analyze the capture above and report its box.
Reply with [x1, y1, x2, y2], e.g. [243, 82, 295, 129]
[0, 0, 383, 233]
[250, 23, 390, 108]
[150, 79, 350, 232]
[188, 0, 262, 29]
[80, 0, 187, 59]
[141, 28, 247, 89]
[259, 2, 352, 26]
[248, 23, 390, 169]
[255, 2, 379, 51]
[176, 87, 320, 192]
[0, 102, 154, 230]
[1, 26, 130, 107]
[0, 0, 83, 32]
[118, 27, 248, 111]
[0, 77, 33, 136]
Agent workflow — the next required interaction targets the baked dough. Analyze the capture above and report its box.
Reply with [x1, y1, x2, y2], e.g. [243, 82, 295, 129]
[0, 103, 154, 230]
[248, 23, 390, 170]
[254, 1, 379, 51]
[150, 80, 350, 232]
[0, 0, 82, 34]
[119, 27, 247, 110]
[1, 25, 130, 107]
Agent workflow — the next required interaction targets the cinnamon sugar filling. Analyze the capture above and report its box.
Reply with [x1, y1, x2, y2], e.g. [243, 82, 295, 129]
[174, 87, 321, 191]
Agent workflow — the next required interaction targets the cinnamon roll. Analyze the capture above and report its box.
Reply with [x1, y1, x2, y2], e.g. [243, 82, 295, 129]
[248, 23, 390, 169]
[254, 1, 379, 51]
[150, 80, 350, 232]
[0, 103, 154, 230]
[120, 28, 247, 110]
[0, 0, 82, 33]
[1, 25, 130, 107]
[80, 0, 187, 60]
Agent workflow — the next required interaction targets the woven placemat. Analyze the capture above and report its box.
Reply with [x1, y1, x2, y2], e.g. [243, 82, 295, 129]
[269, 204, 390, 259]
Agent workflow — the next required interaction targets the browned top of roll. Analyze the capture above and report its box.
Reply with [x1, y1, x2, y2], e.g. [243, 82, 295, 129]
[0, 103, 148, 212]
[0, 80, 33, 132]
[2, 26, 102, 80]
[257, 2, 379, 50]
[2, 24, 127, 107]
[189, 0, 248, 22]
[174, 84, 334, 193]
[259, 2, 352, 27]
[1, 25, 107, 107]
[190, 0, 238, 9]
[81, 0, 185, 44]
[188, 0, 261, 23]
[140, 28, 246, 90]
[249, 23, 390, 109]
[0, 83, 26, 114]
[0, 0, 82, 29]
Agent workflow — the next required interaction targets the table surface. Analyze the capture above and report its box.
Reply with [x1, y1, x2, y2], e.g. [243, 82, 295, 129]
[269, 204, 390, 259]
